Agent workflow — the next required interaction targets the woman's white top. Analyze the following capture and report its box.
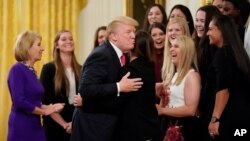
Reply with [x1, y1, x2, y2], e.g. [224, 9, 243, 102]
[168, 69, 195, 108]
[244, 22, 250, 58]
[65, 67, 76, 105]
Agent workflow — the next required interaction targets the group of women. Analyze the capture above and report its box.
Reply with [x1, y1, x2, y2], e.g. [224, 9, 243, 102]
[7, 0, 250, 141]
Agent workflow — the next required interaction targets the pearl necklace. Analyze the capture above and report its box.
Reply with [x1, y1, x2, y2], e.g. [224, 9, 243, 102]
[21, 62, 37, 75]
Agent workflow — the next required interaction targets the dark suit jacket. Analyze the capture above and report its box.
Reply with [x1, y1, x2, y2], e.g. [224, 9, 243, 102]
[116, 57, 160, 141]
[71, 41, 123, 141]
[40, 62, 78, 141]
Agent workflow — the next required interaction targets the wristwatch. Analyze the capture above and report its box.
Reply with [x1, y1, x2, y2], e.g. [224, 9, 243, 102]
[211, 116, 220, 123]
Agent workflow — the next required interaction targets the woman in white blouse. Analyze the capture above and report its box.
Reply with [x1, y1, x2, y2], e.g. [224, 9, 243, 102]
[156, 35, 201, 141]
[40, 30, 81, 141]
[244, 15, 250, 58]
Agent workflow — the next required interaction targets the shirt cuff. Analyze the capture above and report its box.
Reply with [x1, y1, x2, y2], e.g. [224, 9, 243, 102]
[116, 83, 120, 97]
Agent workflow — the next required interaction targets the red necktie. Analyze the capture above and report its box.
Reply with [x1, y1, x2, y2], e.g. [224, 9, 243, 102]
[120, 54, 126, 66]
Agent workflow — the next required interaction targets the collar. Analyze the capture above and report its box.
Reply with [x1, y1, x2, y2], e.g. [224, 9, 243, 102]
[110, 41, 123, 58]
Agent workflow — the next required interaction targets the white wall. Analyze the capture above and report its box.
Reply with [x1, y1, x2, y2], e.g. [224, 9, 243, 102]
[77, 0, 123, 64]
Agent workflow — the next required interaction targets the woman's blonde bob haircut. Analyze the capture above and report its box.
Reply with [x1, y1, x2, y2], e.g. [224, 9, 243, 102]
[14, 30, 41, 62]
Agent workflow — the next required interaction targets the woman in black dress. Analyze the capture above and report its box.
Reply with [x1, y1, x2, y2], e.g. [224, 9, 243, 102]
[203, 15, 250, 141]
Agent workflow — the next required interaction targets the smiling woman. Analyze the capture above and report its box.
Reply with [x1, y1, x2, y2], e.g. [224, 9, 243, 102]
[0, 0, 86, 140]
[7, 30, 65, 141]
[40, 30, 81, 141]
[157, 35, 200, 141]
[124, 0, 166, 29]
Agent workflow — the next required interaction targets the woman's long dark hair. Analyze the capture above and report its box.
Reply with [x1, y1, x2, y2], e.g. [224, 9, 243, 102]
[132, 30, 155, 62]
[212, 15, 250, 78]
[142, 4, 167, 31]
[193, 5, 221, 81]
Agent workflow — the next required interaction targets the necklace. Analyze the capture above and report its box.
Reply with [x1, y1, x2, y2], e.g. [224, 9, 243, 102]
[21, 62, 37, 75]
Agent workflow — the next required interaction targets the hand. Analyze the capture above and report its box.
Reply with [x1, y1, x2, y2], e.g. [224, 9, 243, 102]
[64, 122, 72, 134]
[160, 87, 170, 107]
[119, 72, 143, 92]
[155, 102, 166, 115]
[74, 93, 83, 107]
[208, 121, 220, 138]
[155, 82, 163, 98]
[53, 103, 65, 113]
[42, 103, 64, 115]
[43, 104, 55, 116]
[43, 104, 56, 115]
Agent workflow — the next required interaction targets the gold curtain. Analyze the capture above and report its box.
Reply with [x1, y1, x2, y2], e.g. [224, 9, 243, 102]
[0, 0, 87, 140]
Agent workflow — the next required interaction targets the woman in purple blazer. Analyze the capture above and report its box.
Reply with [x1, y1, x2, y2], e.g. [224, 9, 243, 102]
[7, 30, 64, 141]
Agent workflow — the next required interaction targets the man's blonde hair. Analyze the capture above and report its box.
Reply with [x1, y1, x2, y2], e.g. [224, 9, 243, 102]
[107, 16, 139, 38]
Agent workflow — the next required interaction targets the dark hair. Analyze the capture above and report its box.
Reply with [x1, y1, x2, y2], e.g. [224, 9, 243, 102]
[193, 5, 222, 83]
[212, 15, 250, 77]
[148, 22, 166, 35]
[224, 0, 250, 25]
[93, 26, 107, 48]
[193, 5, 221, 40]
[168, 4, 194, 35]
[193, 5, 222, 67]
[142, 4, 167, 31]
[132, 30, 155, 62]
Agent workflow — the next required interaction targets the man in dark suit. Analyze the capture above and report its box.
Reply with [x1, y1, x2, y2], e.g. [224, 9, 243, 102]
[70, 16, 143, 141]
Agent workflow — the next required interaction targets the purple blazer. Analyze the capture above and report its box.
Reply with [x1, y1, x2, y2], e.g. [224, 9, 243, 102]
[7, 62, 46, 141]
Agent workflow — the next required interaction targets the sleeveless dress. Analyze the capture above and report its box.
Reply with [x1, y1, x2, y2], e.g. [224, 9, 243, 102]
[168, 70, 194, 108]
[165, 69, 199, 141]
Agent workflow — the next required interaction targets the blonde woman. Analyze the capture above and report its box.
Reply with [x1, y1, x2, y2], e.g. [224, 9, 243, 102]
[7, 31, 64, 141]
[155, 17, 193, 140]
[162, 17, 191, 83]
[156, 35, 200, 141]
[156, 17, 191, 98]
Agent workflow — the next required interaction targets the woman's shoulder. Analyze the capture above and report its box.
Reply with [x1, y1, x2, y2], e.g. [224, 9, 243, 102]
[9, 63, 19, 74]
[11, 62, 22, 67]
[213, 47, 234, 65]
[215, 47, 232, 57]
[129, 58, 154, 70]
[185, 69, 200, 82]
[187, 69, 199, 75]
[40, 62, 56, 76]
[42, 62, 55, 69]
[10, 62, 26, 71]
[8, 62, 28, 78]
